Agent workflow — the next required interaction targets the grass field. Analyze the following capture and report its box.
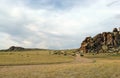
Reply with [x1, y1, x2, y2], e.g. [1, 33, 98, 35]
[0, 51, 74, 65]
[0, 51, 120, 78]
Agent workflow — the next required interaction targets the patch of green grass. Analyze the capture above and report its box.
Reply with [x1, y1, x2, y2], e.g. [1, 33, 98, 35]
[0, 51, 74, 65]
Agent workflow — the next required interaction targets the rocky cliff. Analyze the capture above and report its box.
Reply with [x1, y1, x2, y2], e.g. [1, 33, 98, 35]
[80, 28, 120, 53]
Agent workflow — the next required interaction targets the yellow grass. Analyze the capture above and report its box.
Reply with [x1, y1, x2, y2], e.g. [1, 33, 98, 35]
[0, 51, 120, 78]
[0, 62, 120, 78]
[0, 51, 74, 65]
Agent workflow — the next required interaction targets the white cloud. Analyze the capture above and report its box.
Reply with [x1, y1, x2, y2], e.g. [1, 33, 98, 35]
[0, 32, 20, 49]
[22, 40, 32, 46]
[0, 0, 120, 49]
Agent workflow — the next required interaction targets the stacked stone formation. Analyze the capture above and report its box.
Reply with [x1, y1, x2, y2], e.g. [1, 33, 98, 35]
[80, 28, 120, 53]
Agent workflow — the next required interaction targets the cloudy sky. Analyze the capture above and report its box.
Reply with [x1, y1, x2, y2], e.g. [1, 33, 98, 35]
[0, 0, 120, 49]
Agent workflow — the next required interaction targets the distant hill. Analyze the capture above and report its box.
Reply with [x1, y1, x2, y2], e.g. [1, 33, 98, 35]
[8, 46, 25, 51]
[0, 46, 79, 52]
[80, 28, 120, 53]
[0, 46, 51, 52]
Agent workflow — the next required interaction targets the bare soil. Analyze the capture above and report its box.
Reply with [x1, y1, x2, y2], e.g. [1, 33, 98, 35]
[72, 54, 95, 63]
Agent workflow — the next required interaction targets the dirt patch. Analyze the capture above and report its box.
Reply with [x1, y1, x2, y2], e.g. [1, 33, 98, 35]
[72, 54, 95, 63]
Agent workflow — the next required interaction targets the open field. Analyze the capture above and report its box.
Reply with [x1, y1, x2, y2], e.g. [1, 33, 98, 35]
[0, 51, 74, 65]
[0, 61, 120, 78]
[0, 51, 120, 78]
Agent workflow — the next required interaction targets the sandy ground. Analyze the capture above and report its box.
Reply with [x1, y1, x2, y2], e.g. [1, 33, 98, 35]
[72, 54, 94, 63]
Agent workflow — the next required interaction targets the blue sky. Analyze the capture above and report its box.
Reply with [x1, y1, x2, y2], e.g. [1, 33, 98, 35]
[0, 0, 120, 49]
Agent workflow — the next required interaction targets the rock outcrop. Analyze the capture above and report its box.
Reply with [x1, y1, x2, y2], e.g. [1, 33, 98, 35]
[80, 28, 120, 53]
[8, 46, 25, 51]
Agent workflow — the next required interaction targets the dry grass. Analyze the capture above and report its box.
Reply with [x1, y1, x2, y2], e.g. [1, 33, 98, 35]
[0, 62, 120, 78]
[0, 51, 74, 65]
[0, 51, 120, 78]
